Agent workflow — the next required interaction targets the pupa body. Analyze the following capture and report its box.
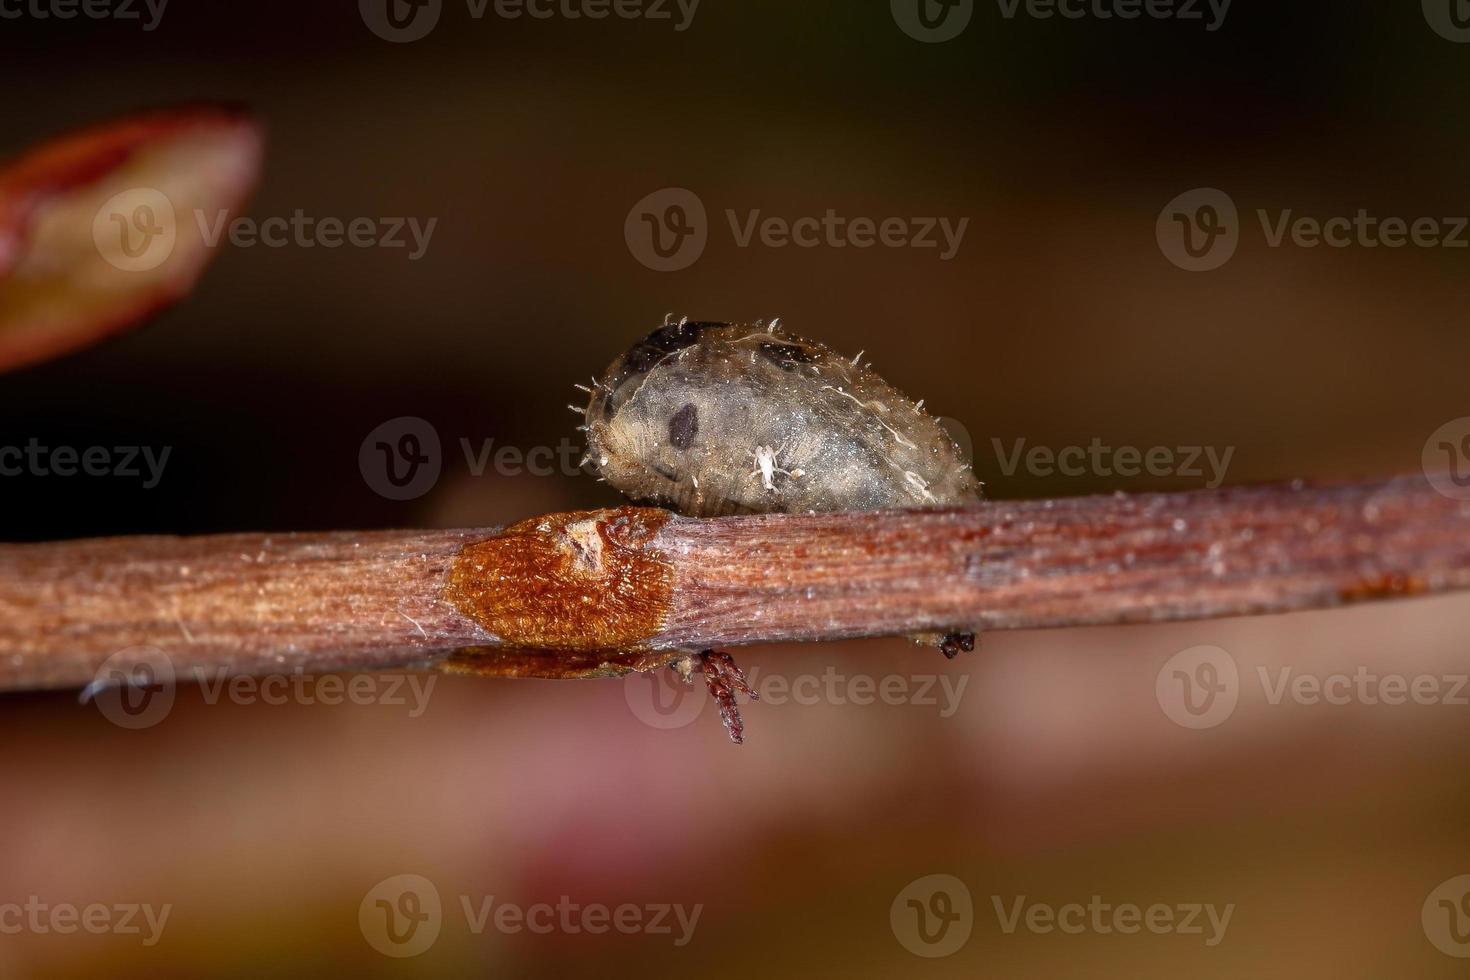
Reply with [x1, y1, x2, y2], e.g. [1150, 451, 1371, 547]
[582, 319, 982, 517]
[444, 319, 983, 744]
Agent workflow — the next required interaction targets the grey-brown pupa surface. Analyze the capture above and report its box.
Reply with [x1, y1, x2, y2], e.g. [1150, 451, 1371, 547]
[581, 318, 983, 518]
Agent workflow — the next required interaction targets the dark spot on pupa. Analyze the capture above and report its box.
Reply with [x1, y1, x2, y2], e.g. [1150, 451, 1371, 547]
[622, 320, 728, 376]
[652, 462, 679, 482]
[668, 402, 699, 449]
[757, 341, 818, 370]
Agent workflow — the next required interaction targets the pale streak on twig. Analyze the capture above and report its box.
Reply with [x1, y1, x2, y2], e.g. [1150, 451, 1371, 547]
[0, 475, 1465, 692]
[398, 611, 428, 640]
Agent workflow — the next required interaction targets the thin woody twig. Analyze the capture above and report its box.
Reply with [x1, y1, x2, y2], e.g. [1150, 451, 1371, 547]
[0, 474, 1467, 692]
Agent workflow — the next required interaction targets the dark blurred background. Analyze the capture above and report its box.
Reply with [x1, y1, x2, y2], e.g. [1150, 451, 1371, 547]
[3, 1, 1470, 976]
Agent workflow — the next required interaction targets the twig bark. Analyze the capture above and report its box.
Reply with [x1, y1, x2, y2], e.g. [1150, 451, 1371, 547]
[1, 474, 1467, 691]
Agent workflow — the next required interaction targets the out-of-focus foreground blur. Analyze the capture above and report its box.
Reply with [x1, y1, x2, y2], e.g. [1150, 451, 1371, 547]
[3, 1, 1470, 976]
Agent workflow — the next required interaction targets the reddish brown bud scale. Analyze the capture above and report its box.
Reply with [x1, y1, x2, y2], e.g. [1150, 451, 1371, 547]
[444, 506, 674, 653]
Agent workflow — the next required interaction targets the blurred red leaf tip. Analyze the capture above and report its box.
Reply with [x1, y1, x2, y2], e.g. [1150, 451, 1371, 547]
[0, 105, 264, 372]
